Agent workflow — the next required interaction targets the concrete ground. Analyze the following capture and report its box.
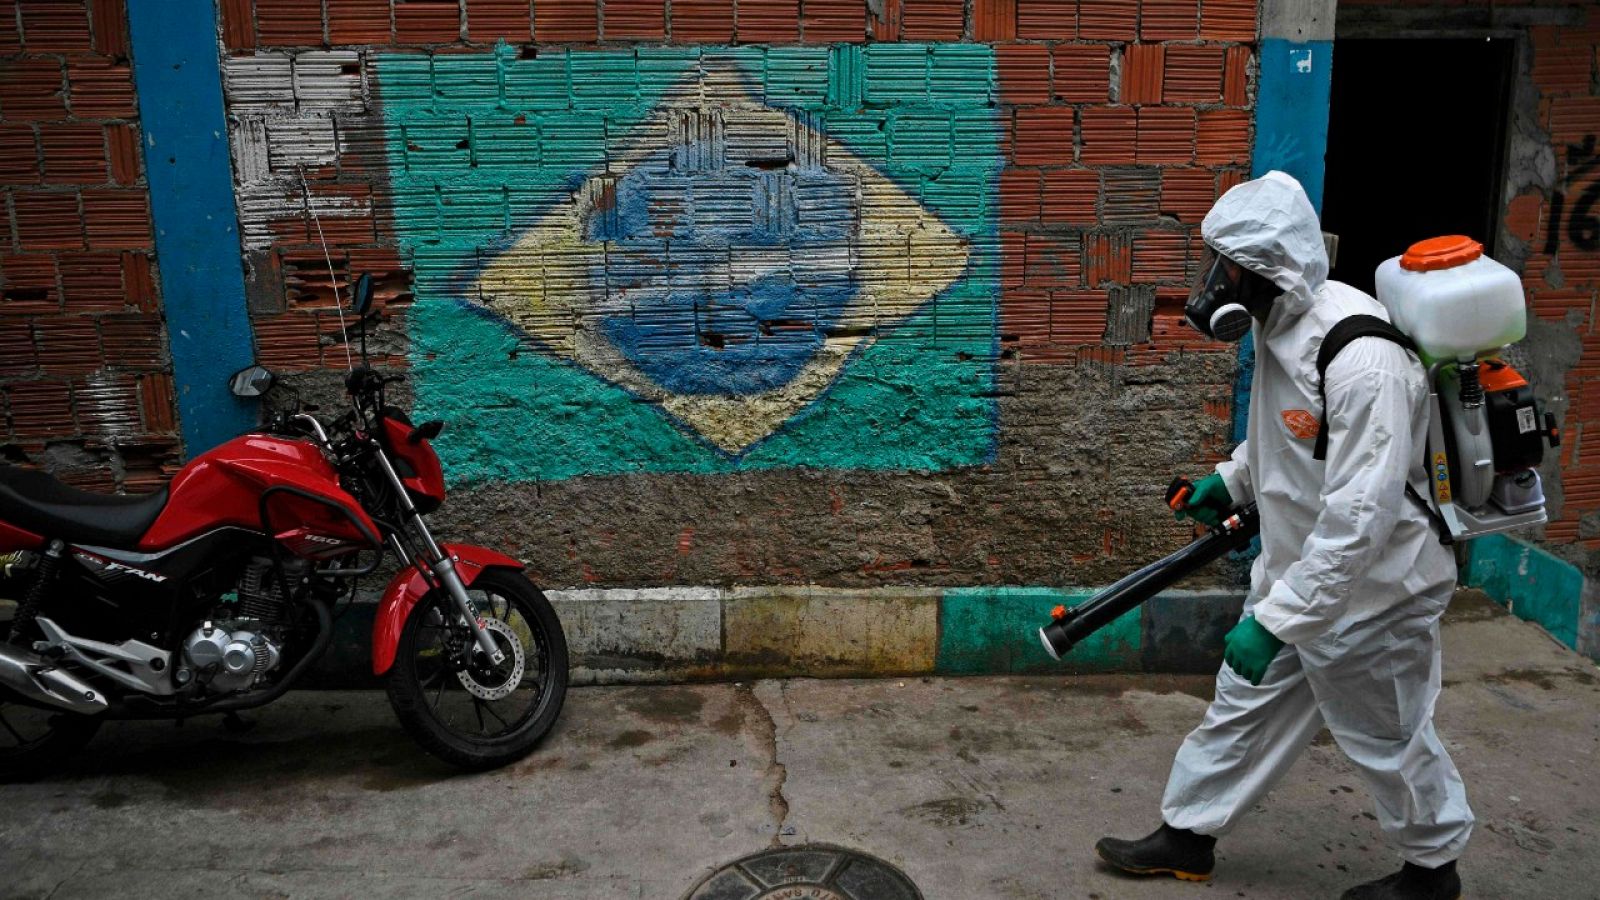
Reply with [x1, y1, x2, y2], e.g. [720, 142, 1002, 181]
[2, 593, 1596, 900]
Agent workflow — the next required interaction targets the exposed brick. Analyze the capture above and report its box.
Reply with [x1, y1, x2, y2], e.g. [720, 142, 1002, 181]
[326, 0, 392, 44]
[1079, 106, 1136, 166]
[999, 167, 1041, 224]
[1015, 0, 1073, 40]
[1102, 167, 1160, 223]
[138, 372, 176, 433]
[5, 380, 75, 438]
[1222, 45, 1249, 107]
[89, 0, 129, 56]
[1041, 169, 1098, 225]
[1140, 0, 1198, 41]
[39, 123, 108, 184]
[67, 58, 137, 119]
[999, 230, 1026, 289]
[1137, 107, 1195, 164]
[1504, 191, 1543, 244]
[603, 0, 665, 40]
[1132, 228, 1190, 281]
[106, 122, 139, 184]
[1053, 44, 1109, 103]
[0, 322, 37, 376]
[35, 318, 101, 375]
[81, 189, 150, 249]
[253, 313, 325, 371]
[396, 0, 464, 43]
[0, 0, 20, 54]
[0, 254, 60, 312]
[535, 2, 599, 42]
[1013, 106, 1075, 166]
[12, 192, 83, 250]
[217, 0, 255, 49]
[0, 125, 40, 185]
[972, 0, 1016, 42]
[1077, 0, 1134, 41]
[58, 252, 124, 311]
[1533, 43, 1593, 96]
[1051, 289, 1109, 345]
[801, 0, 865, 43]
[256, 0, 324, 46]
[1195, 108, 1250, 165]
[1023, 233, 1081, 289]
[673, 0, 737, 43]
[18, 0, 91, 52]
[1163, 45, 1224, 104]
[997, 44, 1051, 105]
[901, 0, 963, 41]
[99, 314, 162, 368]
[2, 59, 67, 121]
[868, 0, 900, 40]
[122, 251, 155, 312]
[1083, 231, 1131, 285]
[736, 0, 801, 43]
[466, 0, 531, 41]
[1159, 167, 1215, 223]
[1121, 44, 1164, 106]
[1200, 0, 1255, 40]
[72, 372, 140, 437]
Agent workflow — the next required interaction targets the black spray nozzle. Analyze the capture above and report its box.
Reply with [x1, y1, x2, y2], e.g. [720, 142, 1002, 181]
[1039, 505, 1260, 661]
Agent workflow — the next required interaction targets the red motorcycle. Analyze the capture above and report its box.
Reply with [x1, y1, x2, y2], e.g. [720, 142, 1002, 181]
[0, 275, 567, 775]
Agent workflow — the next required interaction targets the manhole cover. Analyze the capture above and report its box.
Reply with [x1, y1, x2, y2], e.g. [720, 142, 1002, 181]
[683, 844, 923, 900]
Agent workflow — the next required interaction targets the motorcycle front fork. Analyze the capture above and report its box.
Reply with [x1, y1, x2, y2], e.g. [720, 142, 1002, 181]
[372, 449, 506, 666]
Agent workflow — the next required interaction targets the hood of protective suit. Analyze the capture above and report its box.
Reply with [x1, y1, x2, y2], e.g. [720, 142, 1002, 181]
[1201, 171, 1328, 319]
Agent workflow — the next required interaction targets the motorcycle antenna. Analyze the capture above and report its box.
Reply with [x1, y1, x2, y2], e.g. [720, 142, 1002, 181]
[300, 166, 356, 375]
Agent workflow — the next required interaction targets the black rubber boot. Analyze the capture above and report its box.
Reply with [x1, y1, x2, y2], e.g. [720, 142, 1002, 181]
[1094, 823, 1216, 882]
[1341, 861, 1462, 900]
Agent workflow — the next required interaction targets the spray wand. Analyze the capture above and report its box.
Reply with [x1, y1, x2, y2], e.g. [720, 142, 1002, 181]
[1038, 479, 1259, 660]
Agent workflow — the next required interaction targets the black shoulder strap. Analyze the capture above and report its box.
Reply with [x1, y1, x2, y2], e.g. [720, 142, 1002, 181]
[1312, 314, 1453, 545]
[1312, 314, 1418, 461]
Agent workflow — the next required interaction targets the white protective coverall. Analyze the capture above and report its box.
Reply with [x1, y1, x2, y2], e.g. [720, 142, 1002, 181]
[1159, 171, 1473, 867]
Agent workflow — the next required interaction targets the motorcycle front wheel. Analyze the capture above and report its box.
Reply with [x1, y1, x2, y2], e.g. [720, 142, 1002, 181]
[386, 569, 568, 770]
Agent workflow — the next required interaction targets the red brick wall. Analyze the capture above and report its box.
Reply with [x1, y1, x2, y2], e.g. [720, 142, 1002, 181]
[0, 0, 177, 491]
[1519, 13, 1600, 550]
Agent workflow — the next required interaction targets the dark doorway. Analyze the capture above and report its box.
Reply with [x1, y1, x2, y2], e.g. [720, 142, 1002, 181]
[1321, 38, 1515, 295]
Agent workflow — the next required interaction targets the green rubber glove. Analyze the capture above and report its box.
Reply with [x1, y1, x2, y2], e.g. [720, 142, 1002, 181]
[1223, 616, 1285, 686]
[1175, 473, 1233, 527]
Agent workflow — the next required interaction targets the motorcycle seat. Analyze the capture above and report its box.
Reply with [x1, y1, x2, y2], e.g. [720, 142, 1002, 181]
[0, 466, 169, 549]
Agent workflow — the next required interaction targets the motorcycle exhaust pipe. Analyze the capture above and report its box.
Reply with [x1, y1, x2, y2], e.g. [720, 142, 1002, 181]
[1039, 505, 1260, 661]
[0, 641, 109, 714]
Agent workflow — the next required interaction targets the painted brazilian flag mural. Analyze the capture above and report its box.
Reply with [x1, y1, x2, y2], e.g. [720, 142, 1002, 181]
[377, 45, 1001, 481]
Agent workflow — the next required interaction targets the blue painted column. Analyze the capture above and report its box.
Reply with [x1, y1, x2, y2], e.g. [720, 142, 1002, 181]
[127, 0, 257, 455]
[1232, 2, 1337, 444]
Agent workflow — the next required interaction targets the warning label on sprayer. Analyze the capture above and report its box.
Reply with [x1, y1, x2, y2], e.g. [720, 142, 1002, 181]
[1518, 407, 1537, 434]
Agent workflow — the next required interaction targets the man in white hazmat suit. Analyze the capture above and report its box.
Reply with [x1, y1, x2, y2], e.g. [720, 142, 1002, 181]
[1094, 171, 1471, 900]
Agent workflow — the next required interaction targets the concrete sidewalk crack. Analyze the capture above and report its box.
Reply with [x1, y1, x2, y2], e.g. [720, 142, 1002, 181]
[736, 681, 791, 846]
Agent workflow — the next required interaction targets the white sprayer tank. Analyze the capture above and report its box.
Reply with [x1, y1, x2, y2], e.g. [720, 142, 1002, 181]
[1373, 235, 1526, 362]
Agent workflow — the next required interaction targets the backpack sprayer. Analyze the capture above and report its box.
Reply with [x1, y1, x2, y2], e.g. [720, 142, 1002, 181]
[1039, 235, 1559, 659]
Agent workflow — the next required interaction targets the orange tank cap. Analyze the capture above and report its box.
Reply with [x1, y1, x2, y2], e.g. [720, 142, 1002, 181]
[1480, 359, 1529, 392]
[1400, 235, 1484, 272]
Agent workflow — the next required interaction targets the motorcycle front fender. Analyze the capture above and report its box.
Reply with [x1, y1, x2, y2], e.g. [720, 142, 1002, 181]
[371, 543, 525, 676]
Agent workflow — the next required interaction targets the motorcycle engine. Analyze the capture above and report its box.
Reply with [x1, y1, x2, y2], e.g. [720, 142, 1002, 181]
[178, 557, 295, 694]
[181, 621, 282, 693]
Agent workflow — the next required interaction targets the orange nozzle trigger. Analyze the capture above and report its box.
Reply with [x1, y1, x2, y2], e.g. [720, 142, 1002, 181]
[1168, 486, 1193, 511]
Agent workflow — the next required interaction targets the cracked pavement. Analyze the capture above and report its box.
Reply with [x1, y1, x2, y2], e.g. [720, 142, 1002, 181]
[2, 594, 1597, 899]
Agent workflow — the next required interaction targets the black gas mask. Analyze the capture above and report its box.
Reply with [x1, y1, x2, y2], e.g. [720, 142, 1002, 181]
[1184, 246, 1281, 342]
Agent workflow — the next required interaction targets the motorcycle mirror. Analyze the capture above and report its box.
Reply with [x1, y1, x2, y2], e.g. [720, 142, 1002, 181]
[351, 273, 374, 317]
[229, 365, 275, 399]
